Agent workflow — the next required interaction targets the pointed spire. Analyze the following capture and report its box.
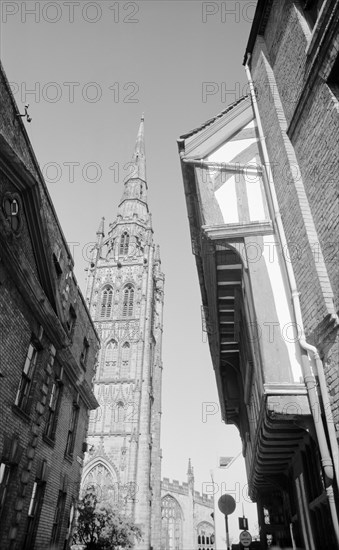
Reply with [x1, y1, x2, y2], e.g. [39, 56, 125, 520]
[187, 458, 194, 491]
[187, 458, 193, 476]
[131, 114, 146, 182]
[154, 245, 161, 264]
[96, 216, 105, 237]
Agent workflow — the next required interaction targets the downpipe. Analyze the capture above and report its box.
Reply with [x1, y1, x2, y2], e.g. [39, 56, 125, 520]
[245, 53, 339, 542]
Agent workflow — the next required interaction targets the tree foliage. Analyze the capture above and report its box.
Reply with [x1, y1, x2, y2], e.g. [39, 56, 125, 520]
[73, 490, 142, 550]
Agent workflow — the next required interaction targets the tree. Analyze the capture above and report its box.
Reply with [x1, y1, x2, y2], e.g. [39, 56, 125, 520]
[73, 490, 142, 550]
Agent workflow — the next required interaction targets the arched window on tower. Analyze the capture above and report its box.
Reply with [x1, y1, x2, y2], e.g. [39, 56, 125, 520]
[102, 340, 118, 378]
[119, 231, 129, 256]
[100, 286, 113, 318]
[121, 342, 130, 378]
[113, 401, 125, 431]
[161, 495, 183, 550]
[122, 285, 134, 317]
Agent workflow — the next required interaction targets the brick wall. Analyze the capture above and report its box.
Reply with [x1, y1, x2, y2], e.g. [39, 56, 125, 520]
[250, 0, 339, 424]
[0, 59, 99, 550]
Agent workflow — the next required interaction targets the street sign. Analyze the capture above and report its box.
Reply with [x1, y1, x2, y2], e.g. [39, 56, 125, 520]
[239, 530, 252, 547]
[218, 494, 236, 515]
[239, 516, 249, 530]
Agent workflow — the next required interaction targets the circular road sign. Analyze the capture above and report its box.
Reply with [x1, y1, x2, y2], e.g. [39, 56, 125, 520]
[218, 494, 236, 516]
[239, 530, 252, 547]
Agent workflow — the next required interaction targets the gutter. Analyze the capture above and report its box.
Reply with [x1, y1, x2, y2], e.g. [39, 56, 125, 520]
[244, 53, 339, 543]
[181, 157, 262, 175]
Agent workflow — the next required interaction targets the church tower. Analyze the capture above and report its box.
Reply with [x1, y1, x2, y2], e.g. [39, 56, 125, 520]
[83, 116, 164, 550]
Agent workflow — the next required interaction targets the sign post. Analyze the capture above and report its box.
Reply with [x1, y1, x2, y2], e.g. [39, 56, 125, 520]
[218, 494, 236, 550]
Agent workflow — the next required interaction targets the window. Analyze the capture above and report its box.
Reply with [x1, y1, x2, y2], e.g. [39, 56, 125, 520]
[65, 400, 79, 457]
[100, 287, 113, 318]
[2, 193, 22, 233]
[119, 231, 129, 256]
[328, 53, 339, 100]
[197, 522, 215, 550]
[23, 477, 46, 550]
[44, 378, 63, 441]
[103, 340, 118, 378]
[121, 342, 130, 378]
[301, 0, 325, 29]
[80, 337, 90, 368]
[50, 489, 66, 545]
[64, 502, 75, 545]
[0, 463, 11, 519]
[66, 305, 76, 334]
[114, 401, 125, 431]
[122, 285, 134, 317]
[53, 246, 63, 275]
[15, 343, 38, 413]
[161, 495, 183, 550]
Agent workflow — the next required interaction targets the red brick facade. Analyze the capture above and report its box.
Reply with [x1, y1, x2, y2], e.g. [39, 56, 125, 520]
[0, 61, 99, 550]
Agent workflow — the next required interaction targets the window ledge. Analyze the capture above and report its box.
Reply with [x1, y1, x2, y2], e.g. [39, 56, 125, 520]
[12, 404, 31, 424]
[42, 434, 55, 448]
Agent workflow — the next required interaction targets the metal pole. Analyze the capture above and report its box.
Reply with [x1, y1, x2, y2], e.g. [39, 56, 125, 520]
[225, 514, 230, 550]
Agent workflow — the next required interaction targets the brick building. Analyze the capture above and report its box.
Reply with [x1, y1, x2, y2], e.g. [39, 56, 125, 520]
[177, 1, 339, 547]
[81, 116, 165, 550]
[0, 61, 99, 550]
[161, 461, 214, 550]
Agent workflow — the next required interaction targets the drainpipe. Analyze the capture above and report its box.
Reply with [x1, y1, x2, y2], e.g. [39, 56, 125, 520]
[244, 53, 339, 543]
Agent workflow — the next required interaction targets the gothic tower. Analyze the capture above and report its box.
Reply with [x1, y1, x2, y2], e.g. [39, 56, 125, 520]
[83, 116, 164, 550]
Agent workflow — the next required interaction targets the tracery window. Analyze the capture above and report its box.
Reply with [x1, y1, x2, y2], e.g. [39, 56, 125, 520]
[100, 286, 113, 318]
[103, 340, 118, 378]
[122, 285, 134, 317]
[119, 231, 129, 256]
[161, 495, 183, 550]
[114, 401, 125, 431]
[82, 463, 117, 504]
[197, 522, 215, 550]
[121, 342, 130, 378]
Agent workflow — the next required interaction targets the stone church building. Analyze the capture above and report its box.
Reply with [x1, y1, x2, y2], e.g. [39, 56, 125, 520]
[161, 460, 214, 550]
[81, 117, 165, 550]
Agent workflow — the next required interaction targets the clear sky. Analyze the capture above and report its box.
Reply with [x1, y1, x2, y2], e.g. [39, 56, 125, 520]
[1, 0, 255, 493]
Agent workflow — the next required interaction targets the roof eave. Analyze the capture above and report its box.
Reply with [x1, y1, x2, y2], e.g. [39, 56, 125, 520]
[243, 0, 274, 65]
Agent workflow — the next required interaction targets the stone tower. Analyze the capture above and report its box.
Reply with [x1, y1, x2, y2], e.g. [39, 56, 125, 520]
[83, 116, 164, 550]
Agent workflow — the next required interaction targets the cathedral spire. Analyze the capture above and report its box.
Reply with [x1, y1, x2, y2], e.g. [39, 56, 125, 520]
[117, 115, 149, 222]
[131, 113, 146, 182]
[187, 458, 195, 492]
[96, 216, 105, 237]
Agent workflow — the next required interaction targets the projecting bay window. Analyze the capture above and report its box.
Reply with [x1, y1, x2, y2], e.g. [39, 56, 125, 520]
[65, 400, 80, 458]
[15, 343, 38, 413]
